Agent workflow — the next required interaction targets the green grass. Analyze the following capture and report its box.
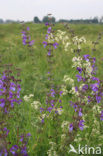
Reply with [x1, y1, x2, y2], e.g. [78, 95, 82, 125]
[0, 23, 103, 155]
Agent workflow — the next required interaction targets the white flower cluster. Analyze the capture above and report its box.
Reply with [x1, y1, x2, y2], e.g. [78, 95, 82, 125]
[31, 101, 41, 110]
[72, 36, 86, 50]
[47, 142, 58, 156]
[61, 85, 68, 95]
[52, 107, 63, 115]
[72, 56, 83, 68]
[83, 61, 93, 77]
[62, 75, 75, 95]
[47, 33, 55, 43]
[69, 87, 79, 96]
[38, 113, 48, 122]
[56, 108, 63, 115]
[72, 56, 93, 77]
[63, 75, 74, 84]
[23, 94, 34, 102]
[93, 105, 101, 114]
[55, 30, 71, 51]
[73, 36, 86, 45]
[61, 121, 70, 129]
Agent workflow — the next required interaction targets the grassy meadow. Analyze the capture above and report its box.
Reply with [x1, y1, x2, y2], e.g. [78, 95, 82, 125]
[0, 23, 103, 155]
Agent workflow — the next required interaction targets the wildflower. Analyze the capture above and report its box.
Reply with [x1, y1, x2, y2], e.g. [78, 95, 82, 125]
[47, 50, 51, 56]
[69, 123, 73, 132]
[43, 41, 47, 48]
[0, 98, 5, 108]
[77, 67, 82, 74]
[29, 40, 35, 46]
[61, 121, 69, 129]
[23, 95, 30, 102]
[45, 34, 48, 40]
[31, 101, 41, 110]
[45, 22, 49, 26]
[27, 27, 30, 31]
[83, 54, 90, 61]
[76, 74, 82, 82]
[47, 27, 52, 34]
[96, 95, 101, 103]
[10, 145, 18, 155]
[90, 83, 99, 92]
[100, 111, 103, 121]
[82, 84, 88, 91]
[79, 108, 83, 117]
[55, 107, 63, 115]
[53, 42, 59, 49]
[91, 77, 100, 82]
[50, 89, 55, 97]
[79, 120, 85, 130]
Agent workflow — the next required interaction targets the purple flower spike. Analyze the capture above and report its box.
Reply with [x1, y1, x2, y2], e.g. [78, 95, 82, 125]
[53, 42, 59, 49]
[83, 54, 90, 61]
[77, 67, 82, 74]
[96, 95, 101, 103]
[59, 91, 63, 96]
[82, 84, 88, 91]
[29, 40, 35, 46]
[45, 34, 48, 40]
[76, 74, 82, 82]
[79, 120, 85, 131]
[90, 83, 99, 92]
[47, 27, 52, 34]
[0, 99, 5, 108]
[10, 145, 18, 155]
[45, 22, 49, 26]
[78, 108, 82, 117]
[47, 51, 51, 56]
[69, 123, 73, 132]
[92, 57, 96, 63]
[43, 41, 47, 48]
[27, 27, 30, 31]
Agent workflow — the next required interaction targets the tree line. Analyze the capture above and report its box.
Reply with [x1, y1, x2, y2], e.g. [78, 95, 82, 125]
[0, 16, 103, 24]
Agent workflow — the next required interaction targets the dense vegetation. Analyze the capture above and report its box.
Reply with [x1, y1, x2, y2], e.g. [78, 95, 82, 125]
[0, 23, 103, 155]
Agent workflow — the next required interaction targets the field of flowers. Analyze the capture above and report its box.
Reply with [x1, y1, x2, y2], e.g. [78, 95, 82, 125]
[0, 22, 103, 155]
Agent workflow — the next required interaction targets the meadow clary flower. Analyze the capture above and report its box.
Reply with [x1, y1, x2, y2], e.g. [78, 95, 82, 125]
[76, 74, 82, 82]
[43, 41, 47, 48]
[29, 40, 35, 46]
[69, 123, 73, 132]
[79, 120, 85, 130]
[90, 83, 99, 92]
[45, 22, 49, 26]
[53, 42, 59, 49]
[77, 67, 82, 74]
[79, 108, 82, 117]
[27, 27, 30, 31]
[0, 99, 5, 108]
[47, 27, 52, 34]
[96, 95, 101, 103]
[83, 54, 90, 61]
[82, 84, 88, 91]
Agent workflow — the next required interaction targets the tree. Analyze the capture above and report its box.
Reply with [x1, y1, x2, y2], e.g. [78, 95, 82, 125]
[0, 19, 4, 24]
[100, 16, 103, 24]
[42, 16, 56, 23]
[34, 16, 41, 23]
[92, 17, 98, 23]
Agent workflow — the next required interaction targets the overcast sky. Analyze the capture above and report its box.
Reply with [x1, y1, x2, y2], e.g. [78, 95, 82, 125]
[0, 0, 103, 21]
